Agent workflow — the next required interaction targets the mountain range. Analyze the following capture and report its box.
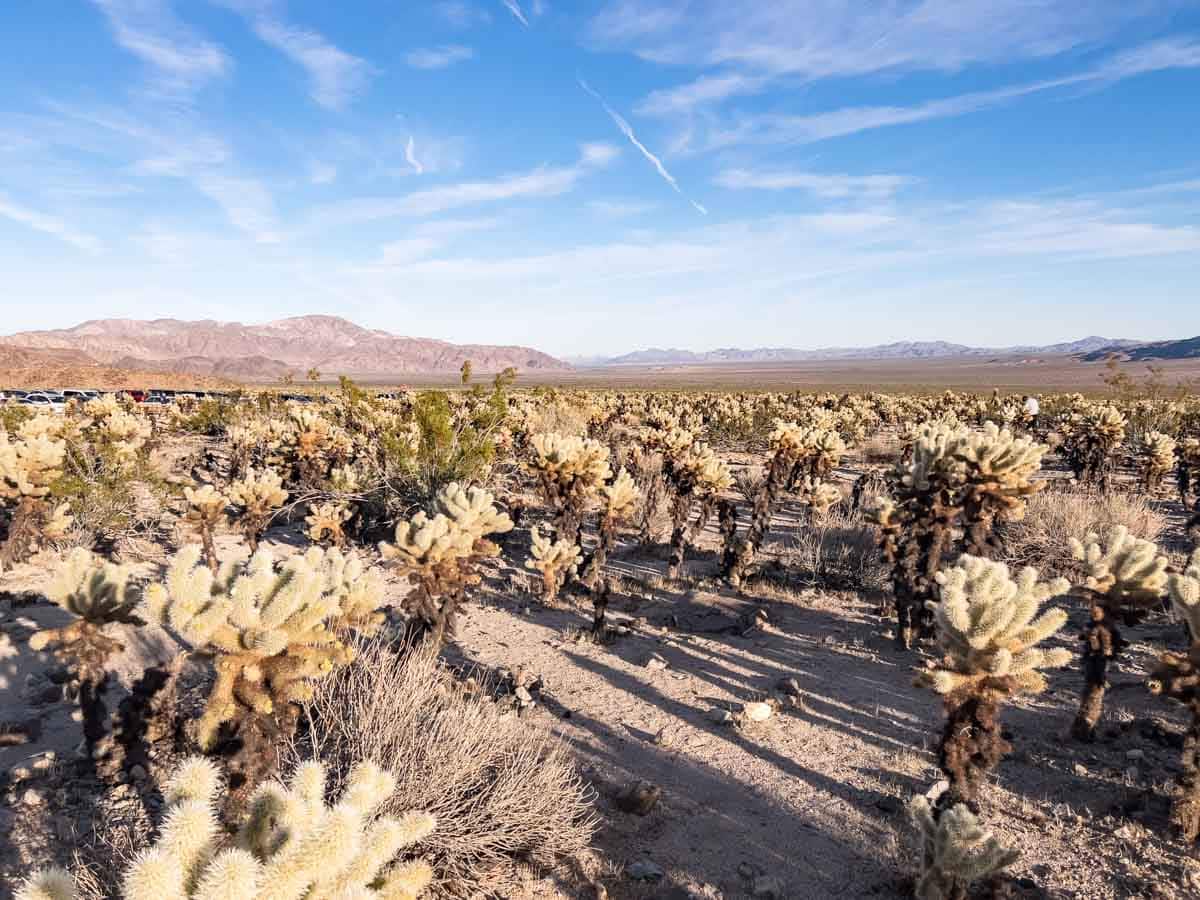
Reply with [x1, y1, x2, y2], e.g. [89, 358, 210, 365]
[572, 336, 1172, 367]
[0, 316, 569, 380]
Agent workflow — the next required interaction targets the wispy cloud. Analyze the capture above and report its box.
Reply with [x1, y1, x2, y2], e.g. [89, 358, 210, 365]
[501, 0, 529, 27]
[579, 79, 707, 214]
[90, 0, 229, 92]
[0, 193, 102, 253]
[405, 45, 475, 69]
[588, 199, 657, 218]
[636, 72, 767, 117]
[695, 38, 1200, 150]
[715, 169, 916, 200]
[249, 16, 373, 109]
[405, 136, 425, 175]
[305, 144, 618, 229]
[591, 0, 1176, 77]
[436, 1, 491, 27]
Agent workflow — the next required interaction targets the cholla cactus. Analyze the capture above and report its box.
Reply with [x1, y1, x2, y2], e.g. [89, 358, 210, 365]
[28, 549, 142, 765]
[585, 468, 641, 638]
[909, 796, 1019, 900]
[306, 500, 353, 547]
[1141, 431, 1178, 491]
[723, 422, 846, 589]
[142, 544, 385, 810]
[228, 468, 288, 550]
[380, 482, 513, 645]
[662, 440, 732, 579]
[183, 483, 229, 572]
[1067, 526, 1169, 740]
[1179, 438, 1200, 540]
[1148, 552, 1200, 841]
[527, 433, 612, 545]
[0, 430, 71, 567]
[18, 756, 435, 900]
[1061, 404, 1126, 490]
[100, 409, 153, 464]
[525, 525, 582, 603]
[868, 423, 968, 649]
[955, 423, 1046, 557]
[919, 556, 1070, 802]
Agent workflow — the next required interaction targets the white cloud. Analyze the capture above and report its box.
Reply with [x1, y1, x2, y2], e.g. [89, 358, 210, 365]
[304, 144, 618, 229]
[636, 72, 767, 116]
[250, 16, 373, 110]
[0, 194, 102, 253]
[501, 0, 529, 26]
[90, 0, 229, 91]
[590, 0, 1176, 77]
[694, 39, 1200, 150]
[405, 136, 425, 175]
[436, 1, 491, 27]
[715, 169, 916, 200]
[405, 45, 475, 69]
[588, 199, 657, 217]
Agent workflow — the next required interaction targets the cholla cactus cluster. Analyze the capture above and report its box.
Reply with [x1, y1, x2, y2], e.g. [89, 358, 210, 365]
[28, 549, 143, 765]
[380, 482, 513, 645]
[1068, 526, 1169, 739]
[0, 428, 72, 566]
[1140, 431, 1178, 491]
[722, 421, 845, 588]
[306, 500, 353, 547]
[1061, 404, 1127, 489]
[142, 543, 385, 808]
[183, 483, 229, 572]
[18, 756, 435, 900]
[918, 557, 1069, 805]
[585, 467, 641, 638]
[909, 796, 1019, 900]
[661, 437, 732, 579]
[525, 525, 582, 603]
[227, 468, 288, 550]
[1148, 552, 1200, 841]
[956, 423, 1046, 557]
[526, 432, 611, 545]
[287, 407, 353, 486]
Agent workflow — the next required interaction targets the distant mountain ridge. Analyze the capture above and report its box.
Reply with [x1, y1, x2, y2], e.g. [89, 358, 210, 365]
[1078, 336, 1200, 362]
[583, 336, 1146, 367]
[0, 315, 570, 380]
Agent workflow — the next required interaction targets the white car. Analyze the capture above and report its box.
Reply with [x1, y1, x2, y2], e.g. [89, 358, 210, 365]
[19, 392, 66, 412]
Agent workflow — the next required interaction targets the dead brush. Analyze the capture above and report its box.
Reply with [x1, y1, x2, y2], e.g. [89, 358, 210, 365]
[292, 636, 597, 898]
[1002, 487, 1165, 575]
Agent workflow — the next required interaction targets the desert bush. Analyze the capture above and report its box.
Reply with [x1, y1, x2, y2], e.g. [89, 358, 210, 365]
[407, 378, 511, 501]
[785, 501, 883, 588]
[176, 396, 240, 436]
[295, 637, 597, 898]
[18, 755, 436, 899]
[1002, 488, 1164, 574]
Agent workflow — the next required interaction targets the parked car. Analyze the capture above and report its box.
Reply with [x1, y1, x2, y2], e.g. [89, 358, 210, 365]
[19, 392, 66, 412]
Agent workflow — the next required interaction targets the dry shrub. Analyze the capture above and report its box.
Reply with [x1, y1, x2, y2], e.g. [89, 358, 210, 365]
[293, 636, 597, 898]
[521, 399, 592, 438]
[785, 502, 885, 589]
[858, 431, 903, 466]
[1003, 487, 1165, 574]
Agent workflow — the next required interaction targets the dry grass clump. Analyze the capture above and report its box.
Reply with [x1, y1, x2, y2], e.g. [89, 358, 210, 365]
[295, 637, 597, 897]
[1003, 487, 1165, 574]
[783, 502, 885, 589]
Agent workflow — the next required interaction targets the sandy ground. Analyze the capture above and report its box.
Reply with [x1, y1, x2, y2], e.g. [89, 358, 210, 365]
[4, 446, 1200, 899]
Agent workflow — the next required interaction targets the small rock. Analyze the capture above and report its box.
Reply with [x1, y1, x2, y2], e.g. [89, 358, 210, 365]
[514, 686, 533, 704]
[752, 875, 785, 898]
[709, 708, 734, 725]
[644, 653, 669, 671]
[21, 788, 43, 807]
[31, 753, 55, 772]
[9, 766, 32, 782]
[1073, 763, 1088, 777]
[776, 677, 802, 697]
[626, 859, 665, 881]
[742, 701, 775, 723]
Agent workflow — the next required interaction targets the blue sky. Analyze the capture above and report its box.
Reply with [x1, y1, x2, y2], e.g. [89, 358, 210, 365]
[1, 1, 1198, 356]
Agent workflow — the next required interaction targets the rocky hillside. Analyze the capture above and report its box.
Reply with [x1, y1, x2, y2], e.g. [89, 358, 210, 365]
[0, 315, 570, 379]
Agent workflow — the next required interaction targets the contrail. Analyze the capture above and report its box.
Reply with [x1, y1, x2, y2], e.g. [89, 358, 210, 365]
[579, 78, 707, 215]
[501, 0, 528, 26]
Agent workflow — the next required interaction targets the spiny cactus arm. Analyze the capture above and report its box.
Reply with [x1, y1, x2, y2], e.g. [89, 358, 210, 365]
[1071, 526, 1168, 607]
[15, 868, 78, 900]
[1168, 551, 1200, 637]
[190, 849, 262, 900]
[910, 797, 1018, 900]
[376, 860, 435, 900]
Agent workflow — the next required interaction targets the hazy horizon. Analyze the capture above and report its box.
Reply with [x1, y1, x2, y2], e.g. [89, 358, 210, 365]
[2, 1, 1199, 357]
